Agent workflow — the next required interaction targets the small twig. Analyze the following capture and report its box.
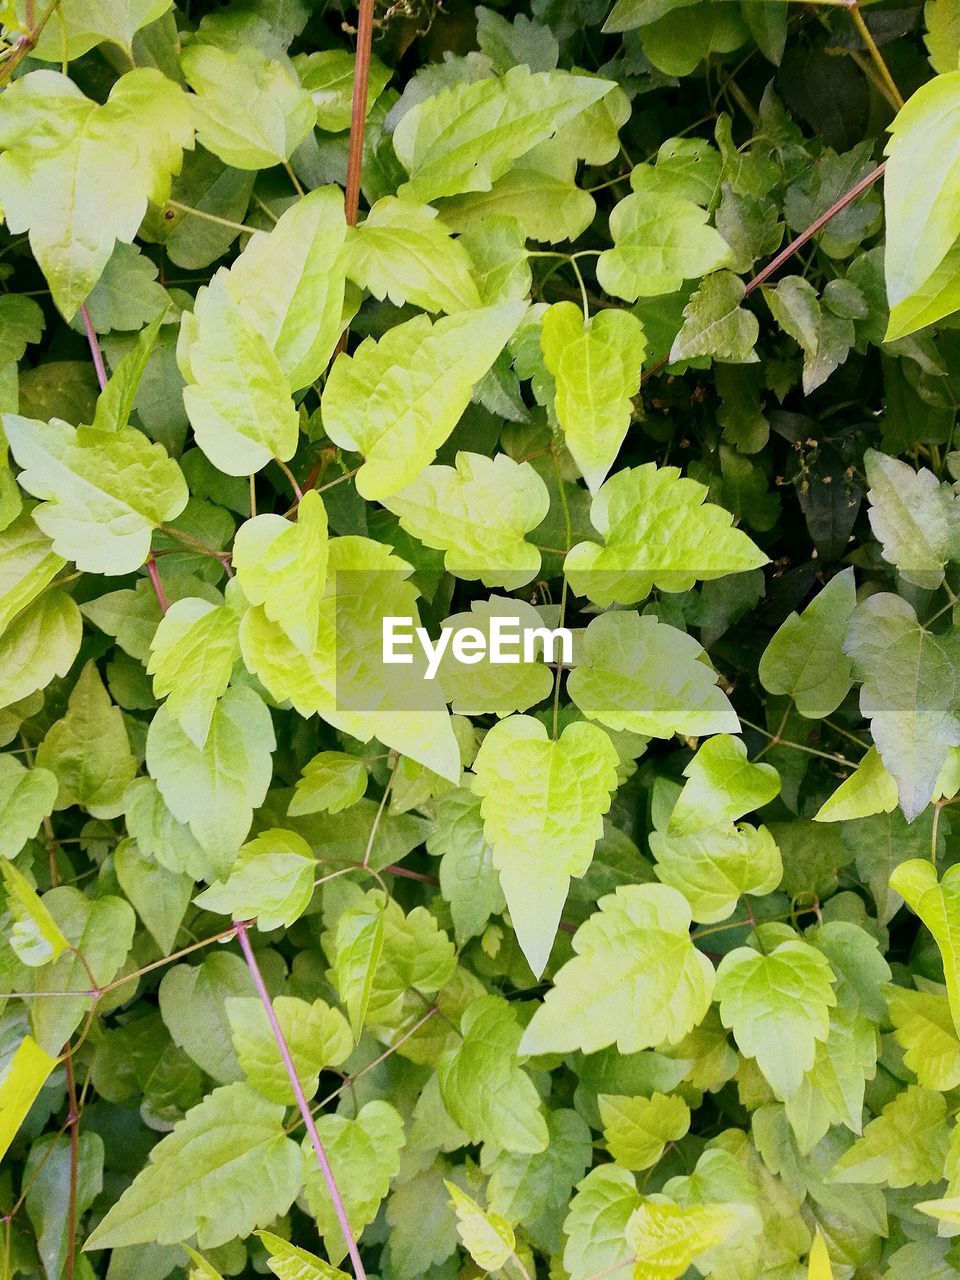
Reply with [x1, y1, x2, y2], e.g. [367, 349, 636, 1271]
[236, 923, 367, 1280]
[79, 304, 108, 392]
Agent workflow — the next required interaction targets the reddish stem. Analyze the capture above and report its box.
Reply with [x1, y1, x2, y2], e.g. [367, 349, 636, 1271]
[744, 161, 886, 296]
[79, 304, 108, 392]
[146, 558, 169, 614]
[640, 160, 886, 386]
[236, 923, 367, 1280]
[64, 1050, 79, 1280]
[344, 0, 376, 228]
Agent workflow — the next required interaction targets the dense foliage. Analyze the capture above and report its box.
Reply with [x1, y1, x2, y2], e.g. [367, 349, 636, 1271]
[3, 0, 960, 1277]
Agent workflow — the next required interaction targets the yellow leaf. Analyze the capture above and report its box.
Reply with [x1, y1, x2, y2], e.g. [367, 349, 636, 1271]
[0, 1035, 58, 1161]
[808, 1230, 834, 1280]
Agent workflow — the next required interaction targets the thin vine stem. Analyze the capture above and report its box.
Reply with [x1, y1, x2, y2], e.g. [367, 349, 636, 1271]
[235, 923, 367, 1280]
[146, 557, 170, 613]
[64, 1049, 79, 1280]
[165, 200, 255, 235]
[740, 717, 854, 767]
[845, 1, 904, 109]
[362, 756, 399, 868]
[79, 304, 107, 391]
[344, 0, 376, 226]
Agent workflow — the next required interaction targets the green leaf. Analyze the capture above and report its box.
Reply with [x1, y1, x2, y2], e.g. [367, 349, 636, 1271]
[158, 951, 253, 1082]
[715, 939, 837, 1100]
[348, 198, 481, 314]
[331, 892, 384, 1035]
[294, 48, 391, 132]
[303, 1101, 405, 1263]
[288, 751, 367, 817]
[1, 859, 69, 966]
[650, 820, 782, 924]
[471, 715, 619, 976]
[784, 1005, 879, 1152]
[258, 1230, 350, 1279]
[3, 413, 188, 575]
[666, 735, 780, 836]
[626, 1198, 742, 1280]
[0, 590, 82, 710]
[226, 994, 351, 1103]
[669, 272, 760, 364]
[483, 1109, 591, 1254]
[114, 837, 193, 954]
[321, 302, 524, 500]
[195, 828, 316, 930]
[0, 755, 58, 859]
[239, 536, 460, 780]
[814, 746, 899, 822]
[383, 450, 549, 588]
[597, 179, 732, 302]
[828, 1085, 949, 1187]
[445, 1181, 516, 1272]
[564, 462, 767, 605]
[181, 45, 315, 170]
[434, 597, 554, 718]
[178, 275, 300, 476]
[844, 592, 960, 820]
[0, 1036, 58, 1163]
[864, 449, 960, 589]
[562, 1165, 640, 1280]
[146, 685, 276, 875]
[438, 993, 548, 1153]
[427, 786, 506, 944]
[887, 985, 960, 1090]
[0, 296, 44, 365]
[393, 66, 613, 203]
[439, 167, 597, 245]
[92, 313, 165, 435]
[884, 72, 960, 313]
[36, 661, 137, 819]
[147, 593, 241, 749]
[476, 6, 560, 72]
[766, 276, 855, 395]
[567, 611, 739, 737]
[31, 0, 172, 59]
[81, 243, 170, 333]
[758, 568, 857, 718]
[0, 69, 192, 317]
[0, 508, 64, 639]
[519, 884, 715, 1055]
[598, 1091, 691, 1171]
[123, 775, 215, 881]
[232, 488, 328, 655]
[540, 302, 647, 493]
[25, 1130, 103, 1280]
[890, 859, 960, 1036]
[214, 185, 349, 390]
[84, 1082, 302, 1250]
